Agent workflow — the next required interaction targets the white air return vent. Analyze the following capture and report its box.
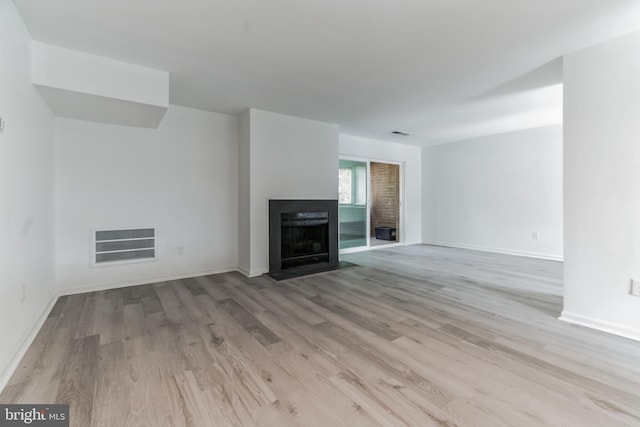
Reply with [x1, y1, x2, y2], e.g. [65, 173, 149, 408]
[93, 228, 156, 265]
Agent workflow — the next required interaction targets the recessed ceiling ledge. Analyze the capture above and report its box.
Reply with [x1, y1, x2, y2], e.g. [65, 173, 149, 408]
[31, 41, 169, 128]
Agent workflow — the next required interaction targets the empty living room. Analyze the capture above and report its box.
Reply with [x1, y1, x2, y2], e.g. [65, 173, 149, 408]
[3, 0, 640, 426]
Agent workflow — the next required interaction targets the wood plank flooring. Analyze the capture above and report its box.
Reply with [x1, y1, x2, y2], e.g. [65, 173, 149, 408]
[3, 244, 640, 426]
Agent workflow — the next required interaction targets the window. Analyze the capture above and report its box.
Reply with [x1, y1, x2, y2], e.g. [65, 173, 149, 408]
[339, 165, 366, 205]
[339, 168, 352, 204]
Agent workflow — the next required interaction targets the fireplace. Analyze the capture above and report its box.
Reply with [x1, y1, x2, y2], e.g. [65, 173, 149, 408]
[269, 199, 338, 277]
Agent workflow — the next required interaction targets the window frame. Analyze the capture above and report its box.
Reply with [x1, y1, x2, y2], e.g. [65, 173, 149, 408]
[339, 165, 366, 207]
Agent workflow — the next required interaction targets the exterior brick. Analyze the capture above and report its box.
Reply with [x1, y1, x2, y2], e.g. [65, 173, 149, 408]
[370, 162, 399, 238]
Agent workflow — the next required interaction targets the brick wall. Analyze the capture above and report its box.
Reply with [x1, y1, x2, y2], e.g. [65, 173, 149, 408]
[370, 162, 399, 237]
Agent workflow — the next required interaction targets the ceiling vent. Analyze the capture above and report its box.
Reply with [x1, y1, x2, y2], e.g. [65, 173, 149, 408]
[391, 131, 410, 136]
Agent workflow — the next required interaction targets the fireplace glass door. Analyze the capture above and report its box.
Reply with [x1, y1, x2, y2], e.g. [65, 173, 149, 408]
[280, 212, 329, 269]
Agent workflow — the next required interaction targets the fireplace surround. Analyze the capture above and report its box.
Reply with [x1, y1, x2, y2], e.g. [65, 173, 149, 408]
[269, 199, 339, 278]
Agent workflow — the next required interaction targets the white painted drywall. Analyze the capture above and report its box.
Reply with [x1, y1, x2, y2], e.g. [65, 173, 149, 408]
[422, 125, 563, 260]
[32, 41, 168, 128]
[32, 41, 169, 107]
[238, 110, 251, 276]
[240, 109, 339, 276]
[0, 1, 55, 388]
[562, 31, 640, 340]
[339, 134, 423, 245]
[54, 105, 238, 292]
[34, 86, 168, 129]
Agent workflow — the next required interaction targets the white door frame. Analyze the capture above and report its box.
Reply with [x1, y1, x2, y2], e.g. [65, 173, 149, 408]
[338, 155, 405, 255]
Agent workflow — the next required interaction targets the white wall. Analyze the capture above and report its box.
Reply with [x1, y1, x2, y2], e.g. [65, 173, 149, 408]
[32, 41, 168, 128]
[238, 110, 251, 275]
[339, 134, 422, 245]
[422, 125, 563, 260]
[54, 105, 238, 292]
[0, 0, 56, 388]
[562, 31, 640, 340]
[32, 41, 169, 107]
[239, 109, 339, 276]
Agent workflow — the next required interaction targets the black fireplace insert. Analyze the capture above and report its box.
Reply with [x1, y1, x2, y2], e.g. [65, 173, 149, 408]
[269, 199, 338, 276]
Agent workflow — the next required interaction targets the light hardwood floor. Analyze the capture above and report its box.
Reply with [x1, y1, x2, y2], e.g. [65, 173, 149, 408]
[2, 244, 640, 426]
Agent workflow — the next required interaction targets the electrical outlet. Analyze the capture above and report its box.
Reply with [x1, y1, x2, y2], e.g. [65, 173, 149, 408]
[20, 283, 26, 303]
[631, 279, 640, 297]
[531, 231, 540, 240]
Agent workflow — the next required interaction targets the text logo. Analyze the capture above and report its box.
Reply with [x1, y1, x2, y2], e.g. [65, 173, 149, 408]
[0, 405, 68, 427]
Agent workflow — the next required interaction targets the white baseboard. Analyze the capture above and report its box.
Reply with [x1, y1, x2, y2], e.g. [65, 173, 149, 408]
[248, 267, 268, 278]
[559, 311, 640, 342]
[236, 263, 268, 278]
[0, 294, 59, 394]
[237, 265, 251, 277]
[56, 266, 238, 296]
[422, 240, 563, 262]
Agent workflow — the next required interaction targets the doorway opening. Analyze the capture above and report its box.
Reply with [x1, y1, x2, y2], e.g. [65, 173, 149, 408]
[369, 162, 400, 247]
[338, 158, 402, 253]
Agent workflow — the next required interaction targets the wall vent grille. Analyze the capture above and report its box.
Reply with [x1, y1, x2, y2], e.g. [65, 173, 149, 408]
[93, 227, 156, 265]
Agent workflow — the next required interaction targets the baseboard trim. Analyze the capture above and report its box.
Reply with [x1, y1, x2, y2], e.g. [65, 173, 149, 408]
[237, 266, 251, 277]
[422, 240, 563, 262]
[237, 264, 267, 278]
[0, 294, 59, 394]
[56, 266, 238, 296]
[248, 267, 269, 278]
[559, 311, 640, 342]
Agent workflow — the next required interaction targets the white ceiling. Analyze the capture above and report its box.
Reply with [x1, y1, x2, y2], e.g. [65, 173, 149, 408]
[13, 0, 640, 146]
